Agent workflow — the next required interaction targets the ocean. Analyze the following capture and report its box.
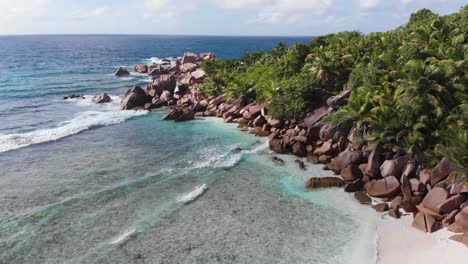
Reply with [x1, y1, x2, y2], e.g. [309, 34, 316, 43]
[0, 35, 379, 264]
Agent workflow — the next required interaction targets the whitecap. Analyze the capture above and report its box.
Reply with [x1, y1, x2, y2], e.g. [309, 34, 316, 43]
[176, 184, 208, 204]
[108, 227, 136, 245]
[0, 95, 148, 153]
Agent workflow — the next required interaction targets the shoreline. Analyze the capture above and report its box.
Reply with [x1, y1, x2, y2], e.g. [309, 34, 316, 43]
[113, 50, 467, 261]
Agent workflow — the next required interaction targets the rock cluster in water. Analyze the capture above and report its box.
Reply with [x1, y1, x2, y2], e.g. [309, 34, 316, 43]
[119, 52, 468, 246]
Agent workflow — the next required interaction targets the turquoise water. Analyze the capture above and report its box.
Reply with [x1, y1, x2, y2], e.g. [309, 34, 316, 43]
[0, 36, 378, 263]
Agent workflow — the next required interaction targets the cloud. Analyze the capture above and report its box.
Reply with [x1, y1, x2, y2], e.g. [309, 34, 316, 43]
[0, 0, 51, 19]
[214, 0, 333, 24]
[358, 0, 381, 10]
[144, 0, 198, 21]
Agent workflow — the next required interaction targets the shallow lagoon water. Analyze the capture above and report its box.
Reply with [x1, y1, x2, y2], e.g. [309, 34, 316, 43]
[0, 112, 378, 264]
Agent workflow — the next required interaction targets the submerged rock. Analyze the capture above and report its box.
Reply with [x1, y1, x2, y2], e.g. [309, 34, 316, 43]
[306, 177, 344, 189]
[272, 156, 285, 166]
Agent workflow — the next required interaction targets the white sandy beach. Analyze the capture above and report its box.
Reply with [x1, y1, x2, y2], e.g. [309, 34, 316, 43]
[377, 213, 467, 264]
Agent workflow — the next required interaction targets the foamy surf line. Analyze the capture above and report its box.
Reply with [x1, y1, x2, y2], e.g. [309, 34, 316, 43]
[0, 109, 147, 153]
[108, 227, 136, 245]
[177, 184, 208, 204]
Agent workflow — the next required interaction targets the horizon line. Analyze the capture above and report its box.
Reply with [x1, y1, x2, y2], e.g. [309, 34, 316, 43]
[0, 33, 317, 38]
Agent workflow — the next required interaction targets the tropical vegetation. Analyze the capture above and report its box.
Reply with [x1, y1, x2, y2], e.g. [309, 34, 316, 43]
[199, 6, 468, 168]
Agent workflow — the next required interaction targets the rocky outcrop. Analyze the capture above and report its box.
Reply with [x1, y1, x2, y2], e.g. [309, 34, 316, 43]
[121, 86, 148, 110]
[182, 52, 198, 64]
[134, 64, 148, 73]
[92, 93, 111, 104]
[114, 67, 130, 76]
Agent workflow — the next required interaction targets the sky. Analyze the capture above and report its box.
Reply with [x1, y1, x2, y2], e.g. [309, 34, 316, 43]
[0, 0, 466, 36]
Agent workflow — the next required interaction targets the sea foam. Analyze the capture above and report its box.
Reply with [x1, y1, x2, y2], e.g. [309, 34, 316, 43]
[0, 95, 147, 153]
[176, 184, 208, 204]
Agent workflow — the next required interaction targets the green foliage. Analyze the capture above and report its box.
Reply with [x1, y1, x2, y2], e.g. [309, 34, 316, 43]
[199, 6, 468, 167]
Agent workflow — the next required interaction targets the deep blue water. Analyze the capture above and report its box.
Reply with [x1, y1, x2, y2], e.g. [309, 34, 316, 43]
[0, 35, 378, 264]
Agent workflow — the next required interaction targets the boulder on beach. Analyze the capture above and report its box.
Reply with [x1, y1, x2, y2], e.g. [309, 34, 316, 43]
[114, 67, 130, 76]
[430, 157, 459, 186]
[354, 191, 371, 204]
[364, 144, 382, 179]
[134, 64, 148, 73]
[455, 206, 468, 233]
[306, 177, 344, 189]
[422, 187, 449, 213]
[365, 176, 401, 198]
[380, 156, 408, 178]
[92, 93, 111, 104]
[341, 164, 363, 182]
[327, 148, 362, 174]
[120, 86, 148, 110]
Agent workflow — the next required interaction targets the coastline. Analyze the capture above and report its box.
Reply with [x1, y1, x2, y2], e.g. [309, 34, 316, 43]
[115, 50, 467, 261]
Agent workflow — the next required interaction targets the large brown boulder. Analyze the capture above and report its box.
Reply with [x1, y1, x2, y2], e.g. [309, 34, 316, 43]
[120, 86, 148, 110]
[175, 108, 195, 122]
[327, 149, 362, 174]
[292, 142, 307, 157]
[400, 197, 423, 213]
[92, 93, 111, 104]
[303, 107, 332, 129]
[160, 90, 174, 104]
[209, 94, 226, 106]
[422, 187, 449, 213]
[148, 64, 167, 76]
[269, 139, 285, 154]
[380, 156, 408, 178]
[354, 191, 371, 204]
[306, 177, 344, 189]
[364, 144, 382, 179]
[180, 63, 198, 73]
[148, 75, 177, 97]
[252, 115, 266, 127]
[164, 108, 195, 122]
[319, 119, 353, 142]
[438, 195, 466, 215]
[191, 69, 206, 80]
[365, 176, 401, 198]
[313, 140, 334, 156]
[114, 67, 130, 76]
[182, 52, 198, 64]
[412, 212, 442, 233]
[455, 206, 468, 233]
[134, 64, 148, 73]
[430, 158, 459, 186]
[341, 164, 363, 182]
